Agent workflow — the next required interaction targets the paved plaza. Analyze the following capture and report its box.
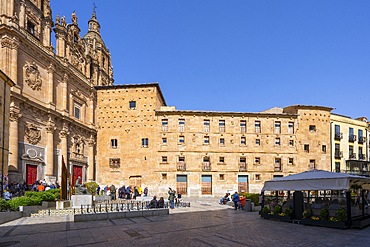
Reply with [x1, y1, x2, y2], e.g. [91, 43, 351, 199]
[0, 198, 370, 247]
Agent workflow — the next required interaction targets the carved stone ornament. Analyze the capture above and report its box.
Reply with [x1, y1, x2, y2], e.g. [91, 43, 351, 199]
[24, 62, 42, 91]
[9, 106, 21, 122]
[59, 123, 69, 138]
[45, 120, 55, 133]
[25, 123, 41, 145]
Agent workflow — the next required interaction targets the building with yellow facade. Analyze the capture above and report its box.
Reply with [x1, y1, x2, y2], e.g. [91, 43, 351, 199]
[96, 83, 334, 197]
[330, 114, 369, 175]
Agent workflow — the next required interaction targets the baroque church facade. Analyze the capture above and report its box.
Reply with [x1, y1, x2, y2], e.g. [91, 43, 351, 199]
[0, 0, 113, 186]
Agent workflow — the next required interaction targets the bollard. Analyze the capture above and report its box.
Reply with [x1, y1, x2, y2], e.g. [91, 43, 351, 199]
[48, 209, 50, 216]
[81, 205, 83, 214]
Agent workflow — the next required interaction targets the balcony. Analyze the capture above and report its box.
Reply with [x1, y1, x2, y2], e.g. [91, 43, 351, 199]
[239, 162, 247, 171]
[334, 151, 343, 159]
[219, 126, 225, 132]
[358, 136, 366, 144]
[349, 134, 357, 142]
[349, 153, 357, 160]
[202, 162, 211, 171]
[359, 154, 366, 160]
[334, 132, 343, 140]
[274, 163, 282, 172]
[162, 126, 168, 132]
[177, 162, 186, 171]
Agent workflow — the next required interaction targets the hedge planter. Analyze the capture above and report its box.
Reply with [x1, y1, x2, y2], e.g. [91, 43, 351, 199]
[261, 213, 292, 222]
[301, 218, 348, 229]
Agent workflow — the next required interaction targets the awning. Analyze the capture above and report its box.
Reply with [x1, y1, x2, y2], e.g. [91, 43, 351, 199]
[262, 170, 370, 192]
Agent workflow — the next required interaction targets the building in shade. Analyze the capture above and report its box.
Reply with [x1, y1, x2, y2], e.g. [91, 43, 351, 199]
[0, 70, 15, 196]
[0, 0, 113, 186]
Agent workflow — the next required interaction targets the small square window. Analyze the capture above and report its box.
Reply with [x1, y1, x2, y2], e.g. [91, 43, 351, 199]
[304, 144, 309, 152]
[179, 156, 185, 162]
[129, 101, 136, 109]
[179, 135, 185, 144]
[220, 138, 225, 145]
[161, 156, 168, 163]
[162, 173, 167, 180]
[322, 145, 327, 153]
[241, 137, 246, 145]
[162, 138, 167, 144]
[109, 158, 120, 168]
[111, 139, 118, 149]
[204, 136, 210, 144]
[275, 138, 280, 146]
[255, 157, 260, 164]
[255, 174, 261, 181]
[255, 139, 260, 145]
[142, 138, 149, 147]
[289, 140, 294, 146]
[219, 174, 225, 180]
[219, 157, 225, 163]
[288, 158, 294, 165]
[309, 125, 316, 132]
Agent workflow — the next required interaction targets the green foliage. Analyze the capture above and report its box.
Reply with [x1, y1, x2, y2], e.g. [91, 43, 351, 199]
[273, 205, 282, 215]
[238, 193, 260, 206]
[284, 207, 292, 217]
[0, 199, 10, 211]
[261, 206, 270, 214]
[320, 208, 329, 221]
[25, 189, 58, 202]
[335, 208, 347, 222]
[302, 209, 312, 219]
[8, 196, 41, 211]
[85, 182, 98, 196]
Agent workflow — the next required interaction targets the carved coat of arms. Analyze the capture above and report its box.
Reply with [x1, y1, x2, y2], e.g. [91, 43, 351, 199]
[24, 62, 42, 91]
[25, 123, 41, 145]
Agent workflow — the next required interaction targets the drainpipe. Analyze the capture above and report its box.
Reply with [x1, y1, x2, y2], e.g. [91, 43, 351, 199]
[330, 122, 333, 172]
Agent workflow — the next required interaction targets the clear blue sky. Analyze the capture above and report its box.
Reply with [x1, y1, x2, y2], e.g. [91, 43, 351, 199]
[50, 0, 370, 119]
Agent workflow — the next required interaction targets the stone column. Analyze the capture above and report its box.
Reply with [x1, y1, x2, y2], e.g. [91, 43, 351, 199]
[58, 123, 69, 183]
[8, 103, 21, 172]
[45, 118, 55, 177]
[62, 74, 68, 113]
[47, 64, 55, 104]
[0, 36, 19, 83]
[87, 135, 95, 181]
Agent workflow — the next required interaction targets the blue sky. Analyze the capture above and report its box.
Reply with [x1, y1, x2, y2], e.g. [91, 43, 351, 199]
[50, 1, 370, 119]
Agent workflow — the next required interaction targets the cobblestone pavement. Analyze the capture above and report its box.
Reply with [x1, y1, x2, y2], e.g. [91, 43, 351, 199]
[0, 198, 370, 247]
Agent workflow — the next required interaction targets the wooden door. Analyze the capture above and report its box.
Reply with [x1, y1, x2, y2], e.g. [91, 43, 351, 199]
[129, 176, 142, 187]
[201, 175, 212, 195]
[73, 165, 83, 186]
[176, 175, 187, 195]
[238, 175, 249, 193]
[26, 164, 37, 185]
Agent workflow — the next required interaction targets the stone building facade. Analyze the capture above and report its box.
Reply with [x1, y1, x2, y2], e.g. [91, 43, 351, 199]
[0, 70, 15, 195]
[96, 84, 334, 197]
[0, 0, 113, 186]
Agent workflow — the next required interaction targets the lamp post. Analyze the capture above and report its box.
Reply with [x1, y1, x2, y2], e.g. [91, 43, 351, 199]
[1, 75, 7, 198]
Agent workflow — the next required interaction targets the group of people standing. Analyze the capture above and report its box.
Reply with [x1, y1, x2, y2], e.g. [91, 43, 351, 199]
[97, 184, 149, 201]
